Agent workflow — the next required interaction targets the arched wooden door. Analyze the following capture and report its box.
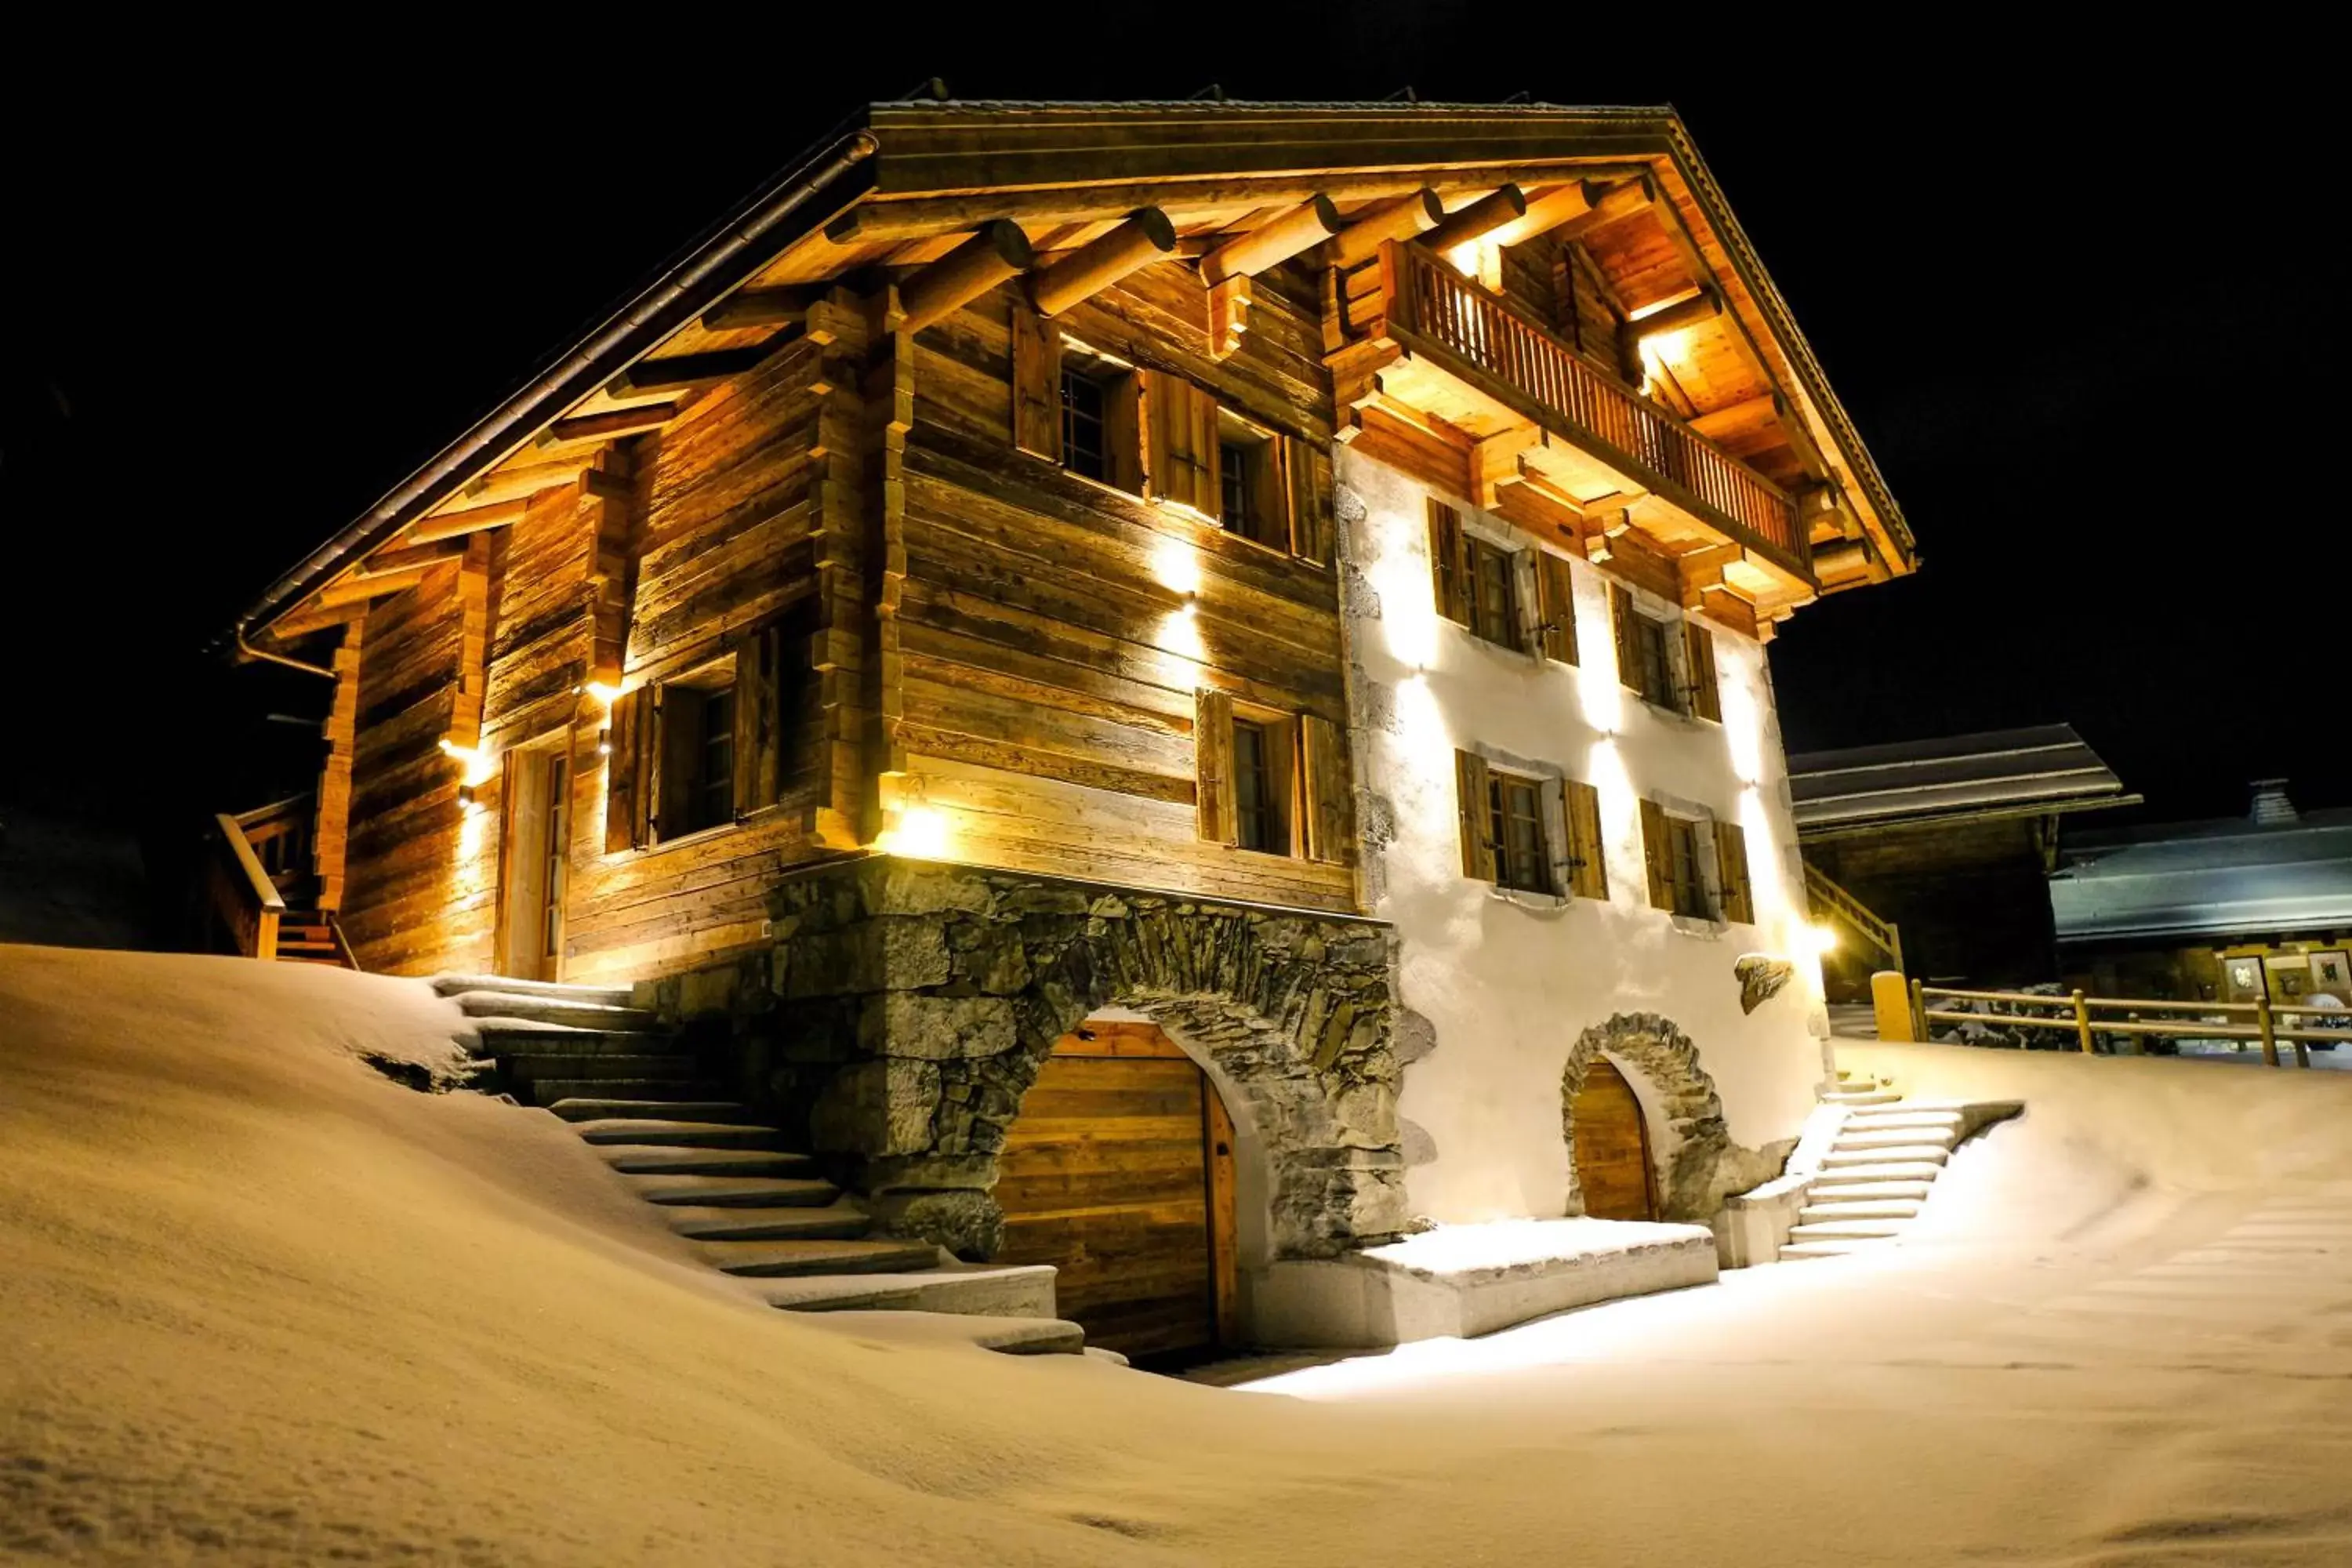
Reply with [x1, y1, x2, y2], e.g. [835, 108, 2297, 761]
[993, 1022, 1238, 1360]
[1571, 1058, 1659, 1221]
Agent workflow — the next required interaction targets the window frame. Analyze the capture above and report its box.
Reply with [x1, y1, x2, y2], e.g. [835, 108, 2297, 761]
[1487, 768, 1554, 895]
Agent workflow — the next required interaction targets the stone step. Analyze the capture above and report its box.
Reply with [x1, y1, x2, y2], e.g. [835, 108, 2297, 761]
[759, 1261, 1059, 1319]
[434, 974, 637, 1007]
[1809, 1160, 1946, 1183]
[504, 1053, 705, 1083]
[626, 1174, 842, 1209]
[456, 991, 665, 1032]
[1819, 1090, 1901, 1106]
[549, 1098, 746, 1123]
[1820, 1144, 1950, 1168]
[474, 1022, 685, 1056]
[568, 1118, 787, 1149]
[658, 1201, 873, 1242]
[1780, 1240, 1882, 1260]
[967, 1318, 1088, 1356]
[1803, 1178, 1934, 1202]
[1841, 1109, 1964, 1131]
[1789, 1219, 1905, 1242]
[593, 1145, 822, 1179]
[527, 1079, 728, 1108]
[692, 1237, 943, 1278]
[1799, 1199, 1922, 1222]
[1834, 1126, 1961, 1151]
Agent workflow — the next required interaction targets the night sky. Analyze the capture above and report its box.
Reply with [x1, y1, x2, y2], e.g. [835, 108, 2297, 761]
[5, 21, 2336, 836]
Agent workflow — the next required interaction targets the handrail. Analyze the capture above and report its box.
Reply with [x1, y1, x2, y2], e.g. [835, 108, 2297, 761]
[208, 812, 285, 960]
[1384, 241, 1807, 568]
[1803, 862, 1902, 971]
[1914, 981, 2349, 1069]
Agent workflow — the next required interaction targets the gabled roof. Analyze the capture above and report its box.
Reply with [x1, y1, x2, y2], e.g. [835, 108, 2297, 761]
[1788, 724, 2136, 835]
[234, 98, 1911, 649]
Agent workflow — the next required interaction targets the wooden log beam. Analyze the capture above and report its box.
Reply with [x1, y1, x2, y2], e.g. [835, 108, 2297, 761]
[1421, 185, 1528, 253]
[1484, 181, 1606, 249]
[405, 498, 530, 544]
[360, 539, 469, 577]
[699, 285, 814, 332]
[604, 345, 773, 398]
[1628, 287, 1722, 345]
[264, 599, 369, 641]
[899, 220, 1033, 332]
[1333, 189, 1445, 267]
[1544, 175, 1655, 245]
[1200, 194, 1341, 284]
[451, 456, 597, 510]
[1689, 392, 1780, 442]
[535, 404, 681, 449]
[314, 564, 430, 608]
[1029, 208, 1177, 315]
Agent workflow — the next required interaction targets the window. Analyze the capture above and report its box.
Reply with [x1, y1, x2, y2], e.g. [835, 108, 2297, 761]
[1060, 361, 1112, 482]
[1627, 606, 1674, 707]
[1611, 585, 1722, 720]
[695, 686, 736, 832]
[1488, 770, 1552, 894]
[604, 612, 812, 853]
[1715, 820, 1755, 924]
[1640, 800, 1726, 920]
[1213, 412, 1288, 552]
[1428, 500, 1526, 652]
[1196, 692, 1350, 862]
[1231, 718, 1288, 854]
[1663, 814, 1705, 917]
[654, 660, 739, 840]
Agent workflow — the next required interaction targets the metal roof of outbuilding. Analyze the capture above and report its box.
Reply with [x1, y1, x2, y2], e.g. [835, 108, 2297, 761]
[1787, 724, 2136, 833]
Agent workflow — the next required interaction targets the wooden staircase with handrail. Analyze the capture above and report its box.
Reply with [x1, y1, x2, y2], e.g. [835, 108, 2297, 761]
[1802, 860, 1903, 974]
[201, 796, 358, 968]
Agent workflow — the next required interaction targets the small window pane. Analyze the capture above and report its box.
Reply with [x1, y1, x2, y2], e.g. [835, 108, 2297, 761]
[1467, 538, 1522, 651]
[1487, 772, 1551, 893]
[1232, 719, 1283, 853]
[1061, 368, 1109, 482]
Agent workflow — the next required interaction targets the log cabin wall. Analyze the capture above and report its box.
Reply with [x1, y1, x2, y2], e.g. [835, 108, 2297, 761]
[897, 256, 1359, 914]
[342, 559, 497, 974]
[558, 329, 840, 984]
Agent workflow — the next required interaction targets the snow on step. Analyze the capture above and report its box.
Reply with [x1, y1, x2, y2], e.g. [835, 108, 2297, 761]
[568, 1118, 786, 1149]
[548, 1098, 745, 1122]
[1835, 1126, 1961, 1150]
[454, 991, 663, 1031]
[1809, 1179, 1935, 1203]
[1789, 1219, 1904, 1242]
[1800, 1199, 1922, 1222]
[433, 974, 637, 1007]
[593, 1145, 820, 1178]
[692, 1237, 943, 1278]
[1819, 1090, 1901, 1106]
[1780, 1240, 1879, 1260]
[626, 1174, 841, 1209]
[473, 1022, 678, 1054]
[504, 1053, 704, 1081]
[526, 1079, 728, 1108]
[659, 1201, 873, 1242]
[1841, 1109, 1964, 1132]
[1820, 1144, 1950, 1167]
[760, 1261, 1058, 1319]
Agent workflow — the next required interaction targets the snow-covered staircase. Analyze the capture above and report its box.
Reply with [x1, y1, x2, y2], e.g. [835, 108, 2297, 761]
[1780, 1074, 1968, 1260]
[434, 975, 1082, 1352]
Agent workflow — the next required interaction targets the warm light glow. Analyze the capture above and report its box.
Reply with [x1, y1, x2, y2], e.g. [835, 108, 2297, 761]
[1719, 659, 1765, 786]
[583, 681, 622, 707]
[1576, 658, 1624, 736]
[1160, 602, 1208, 666]
[1150, 535, 1202, 598]
[438, 739, 497, 787]
[1640, 328, 1693, 368]
[880, 804, 951, 859]
[1804, 923, 1840, 957]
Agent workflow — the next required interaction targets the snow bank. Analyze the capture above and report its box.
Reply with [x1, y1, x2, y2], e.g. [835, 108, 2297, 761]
[8, 945, 2352, 1564]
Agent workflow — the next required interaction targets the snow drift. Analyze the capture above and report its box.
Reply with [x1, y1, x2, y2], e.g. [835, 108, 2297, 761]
[6, 944, 2352, 1564]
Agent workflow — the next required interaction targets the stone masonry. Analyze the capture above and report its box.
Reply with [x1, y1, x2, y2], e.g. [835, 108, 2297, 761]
[644, 856, 1408, 1261]
[1561, 1012, 1788, 1222]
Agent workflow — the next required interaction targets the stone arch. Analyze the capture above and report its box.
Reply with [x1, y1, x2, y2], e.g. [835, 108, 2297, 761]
[740, 859, 1407, 1262]
[1560, 1011, 1750, 1223]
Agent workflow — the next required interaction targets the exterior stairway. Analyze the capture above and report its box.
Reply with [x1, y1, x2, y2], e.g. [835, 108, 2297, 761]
[434, 975, 1077, 1352]
[1779, 1073, 1968, 1260]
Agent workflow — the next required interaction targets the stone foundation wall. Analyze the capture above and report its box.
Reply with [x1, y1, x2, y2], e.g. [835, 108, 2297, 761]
[1561, 1012, 1788, 1221]
[644, 856, 1407, 1261]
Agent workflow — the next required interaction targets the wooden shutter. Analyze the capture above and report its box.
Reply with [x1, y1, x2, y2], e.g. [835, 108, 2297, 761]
[655, 684, 704, 841]
[1537, 551, 1578, 665]
[1286, 437, 1330, 565]
[1610, 584, 1639, 692]
[1638, 797, 1673, 910]
[604, 687, 648, 853]
[1010, 303, 1062, 461]
[1683, 619, 1722, 720]
[1715, 819, 1755, 924]
[1300, 712, 1352, 863]
[1195, 689, 1236, 844]
[1454, 749, 1495, 882]
[1103, 370, 1145, 493]
[1428, 499, 1471, 624]
[733, 624, 782, 814]
[1564, 777, 1609, 900]
[1144, 369, 1218, 514]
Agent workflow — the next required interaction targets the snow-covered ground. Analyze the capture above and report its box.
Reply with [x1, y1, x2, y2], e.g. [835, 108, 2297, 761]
[6, 946, 2352, 1565]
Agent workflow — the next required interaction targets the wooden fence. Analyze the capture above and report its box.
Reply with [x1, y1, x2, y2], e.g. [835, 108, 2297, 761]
[1908, 982, 2352, 1069]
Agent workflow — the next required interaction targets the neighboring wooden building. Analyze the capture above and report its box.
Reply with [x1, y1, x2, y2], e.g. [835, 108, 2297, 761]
[1789, 726, 2136, 995]
[227, 100, 1912, 1352]
[2053, 781, 2352, 1006]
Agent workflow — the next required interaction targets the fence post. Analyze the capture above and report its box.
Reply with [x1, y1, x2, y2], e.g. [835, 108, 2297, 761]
[2071, 989, 2096, 1054]
[2256, 995, 2279, 1068]
[1910, 977, 1928, 1044]
[1871, 971, 1914, 1043]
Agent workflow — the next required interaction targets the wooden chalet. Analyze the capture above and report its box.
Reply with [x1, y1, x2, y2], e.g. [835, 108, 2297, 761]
[223, 100, 1915, 1356]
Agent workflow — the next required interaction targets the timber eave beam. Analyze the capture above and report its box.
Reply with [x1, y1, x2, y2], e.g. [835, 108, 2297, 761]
[1029, 208, 1178, 315]
[1200, 194, 1342, 284]
[899, 219, 1034, 331]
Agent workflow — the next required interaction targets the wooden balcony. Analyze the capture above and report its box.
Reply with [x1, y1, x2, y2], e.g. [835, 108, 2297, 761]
[1330, 241, 1813, 620]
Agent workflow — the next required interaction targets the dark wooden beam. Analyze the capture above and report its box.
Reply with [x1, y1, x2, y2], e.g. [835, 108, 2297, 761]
[1689, 393, 1780, 443]
[1029, 209, 1177, 315]
[1544, 176, 1654, 245]
[1333, 188, 1444, 267]
[360, 539, 469, 577]
[405, 498, 530, 545]
[1421, 185, 1528, 252]
[1485, 181, 1607, 249]
[604, 345, 773, 398]
[535, 404, 683, 449]
[1200, 194, 1341, 284]
[1628, 287, 1722, 345]
[699, 286, 814, 332]
[898, 220, 1033, 332]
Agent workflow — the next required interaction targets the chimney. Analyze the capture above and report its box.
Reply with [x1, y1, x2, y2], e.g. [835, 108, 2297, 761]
[2249, 778, 2299, 826]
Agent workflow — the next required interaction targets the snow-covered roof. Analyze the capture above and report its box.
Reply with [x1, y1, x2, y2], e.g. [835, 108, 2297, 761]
[2051, 806, 2352, 945]
[1787, 724, 2134, 834]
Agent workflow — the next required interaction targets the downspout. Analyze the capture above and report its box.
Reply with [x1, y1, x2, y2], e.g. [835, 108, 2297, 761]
[230, 129, 880, 670]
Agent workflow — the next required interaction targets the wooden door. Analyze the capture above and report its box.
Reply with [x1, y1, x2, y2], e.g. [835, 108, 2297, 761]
[1571, 1058, 1658, 1221]
[993, 1023, 1237, 1360]
[494, 749, 568, 982]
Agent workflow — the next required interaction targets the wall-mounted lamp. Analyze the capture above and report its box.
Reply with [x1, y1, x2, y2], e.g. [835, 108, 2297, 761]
[596, 728, 612, 757]
[458, 782, 478, 811]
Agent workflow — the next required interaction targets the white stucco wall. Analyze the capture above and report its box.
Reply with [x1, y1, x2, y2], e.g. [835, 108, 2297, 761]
[1338, 447, 1831, 1224]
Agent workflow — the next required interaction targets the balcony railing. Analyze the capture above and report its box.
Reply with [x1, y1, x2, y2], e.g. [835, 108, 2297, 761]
[1379, 242, 1806, 571]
